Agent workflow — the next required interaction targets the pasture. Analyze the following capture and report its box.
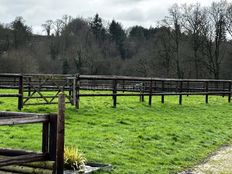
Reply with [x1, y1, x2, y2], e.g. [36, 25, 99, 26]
[0, 89, 232, 173]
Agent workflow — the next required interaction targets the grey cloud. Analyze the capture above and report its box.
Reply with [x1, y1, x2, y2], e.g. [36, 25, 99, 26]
[0, 0, 216, 33]
[117, 8, 146, 22]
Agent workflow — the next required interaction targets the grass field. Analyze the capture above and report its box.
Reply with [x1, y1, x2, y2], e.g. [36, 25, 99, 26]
[0, 90, 232, 173]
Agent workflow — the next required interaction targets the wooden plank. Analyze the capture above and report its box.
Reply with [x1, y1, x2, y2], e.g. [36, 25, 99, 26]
[0, 154, 46, 167]
[0, 116, 49, 126]
[0, 149, 36, 156]
[55, 94, 65, 174]
[0, 111, 49, 118]
[0, 94, 20, 97]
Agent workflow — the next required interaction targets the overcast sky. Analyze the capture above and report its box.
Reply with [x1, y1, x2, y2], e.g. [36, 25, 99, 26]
[0, 0, 227, 34]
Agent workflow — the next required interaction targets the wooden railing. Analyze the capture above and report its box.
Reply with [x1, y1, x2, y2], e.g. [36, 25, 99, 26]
[0, 93, 65, 174]
[0, 73, 231, 109]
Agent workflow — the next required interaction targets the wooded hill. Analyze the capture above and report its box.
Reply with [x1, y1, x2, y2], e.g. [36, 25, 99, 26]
[0, 1, 232, 79]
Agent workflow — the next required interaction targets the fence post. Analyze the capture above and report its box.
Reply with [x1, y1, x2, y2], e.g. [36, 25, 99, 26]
[68, 79, 72, 101]
[55, 93, 65, 174]
[28, 77, 31, 97]
[149, 80, 152, 106]
[76, 74, 80, 109]
[140, 82, 145, 102]
[42, 122, 49, 155]
[18, 75, 23, 110]
[48, 113, 57, 161]
[229, 81, 231, 103]
[112, 79, 117, 108]
[72, 77, 77, 107]
[161, 81, 165, 104]
[222, 82, 225, 97]
[205, 81, 209, 104]
[122, 80, 125, 93]
[179, 81, 183, 105]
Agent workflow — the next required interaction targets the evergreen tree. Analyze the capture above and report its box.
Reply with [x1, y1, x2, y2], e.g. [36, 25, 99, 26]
[90, 14, 106, 41]
[109, 20, 127, 59]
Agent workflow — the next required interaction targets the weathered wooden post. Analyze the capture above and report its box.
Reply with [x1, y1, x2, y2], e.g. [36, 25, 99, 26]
[187, 81, 190, 97]
[112, 79, 117, 108]
[122, 80, 125, 93]
[205, 81, 209, 104]
[42, 121, 49, 154]
[140, 82, 145, 102]
[179, 81, 183, 105]
[49, 113, 57, 162]
[76, 74, 80, 109]
[229, 81, 231, 103]
[68, 78, 72, 100]
[149, 79, 153, 106]
[18, 75, 23, 110]
[55, 93, 65, 174]
[161, 81, 165, 104]
[28, 77, 31, 97]
[72, 77, 77, 107]
[222, 82, 225, 97]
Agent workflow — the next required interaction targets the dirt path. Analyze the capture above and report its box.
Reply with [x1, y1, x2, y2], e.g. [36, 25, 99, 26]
[180, 146, 232, 174]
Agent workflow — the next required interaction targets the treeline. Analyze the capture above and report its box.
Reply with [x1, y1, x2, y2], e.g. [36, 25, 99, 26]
[0, 1, 232, 79]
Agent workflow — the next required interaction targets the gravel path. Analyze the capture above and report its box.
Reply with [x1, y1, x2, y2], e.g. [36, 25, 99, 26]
[180, 146, 232, 174]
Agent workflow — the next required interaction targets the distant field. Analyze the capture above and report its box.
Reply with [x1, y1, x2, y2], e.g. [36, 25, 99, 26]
[0, 90, 232, 173]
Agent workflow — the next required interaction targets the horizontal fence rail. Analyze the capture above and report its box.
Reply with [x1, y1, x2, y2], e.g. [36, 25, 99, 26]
[0, 93, 65, 174]
[0, 73, 231, 109]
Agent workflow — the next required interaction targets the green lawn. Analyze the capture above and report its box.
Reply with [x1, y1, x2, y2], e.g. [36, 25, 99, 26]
[0, 90, 232, 173]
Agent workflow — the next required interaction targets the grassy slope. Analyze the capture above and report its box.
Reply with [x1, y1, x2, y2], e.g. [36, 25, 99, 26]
[0, 90, 232, 173]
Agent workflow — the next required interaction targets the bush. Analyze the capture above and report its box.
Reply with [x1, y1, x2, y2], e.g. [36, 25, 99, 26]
[64, 146, 86, 172]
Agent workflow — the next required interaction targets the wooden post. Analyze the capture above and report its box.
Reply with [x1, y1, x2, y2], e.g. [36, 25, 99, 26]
[179, 81, 183, 105]
[72, 77, 76, 107]
[149, 80, 152, 106]
[48, 113, 57, 161]
[222, 82, 225, 97]
[113, 79, 117, 108]
[187, 81, 190, 97]
[122, 80, 125, 93]
[18, 75, 23, 110]
[68, 79, 72, 100]
[141, 82, 145, 102]
[229, 81, 231, 103]
[205, 81, 209, 104]
[161, 81, 164, 104]
[42, 122, 49, 155]
[55, 93, 65, 174]
[28, 77, 31, 97]
[76, 74, 80, 109]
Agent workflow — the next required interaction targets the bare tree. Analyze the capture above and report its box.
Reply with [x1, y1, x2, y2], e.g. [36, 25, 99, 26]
[182, 3, 207, 78]
[164, 4, 184, 78]
[42, 20, 53, 36]
[202, 1, 228, 79]
[53, 19, 64, 36]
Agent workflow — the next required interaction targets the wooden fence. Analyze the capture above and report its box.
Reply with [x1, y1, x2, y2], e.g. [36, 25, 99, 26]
[0, 73, 231, 109]
[0, 94, 65, 174]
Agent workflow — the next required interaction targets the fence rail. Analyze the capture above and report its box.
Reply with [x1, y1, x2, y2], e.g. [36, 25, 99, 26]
[0, 73, 231, 109]
[0, 93, 65, 174]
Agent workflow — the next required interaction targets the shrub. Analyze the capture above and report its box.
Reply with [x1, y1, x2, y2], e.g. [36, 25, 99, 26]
[64, 146, 86, 172]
